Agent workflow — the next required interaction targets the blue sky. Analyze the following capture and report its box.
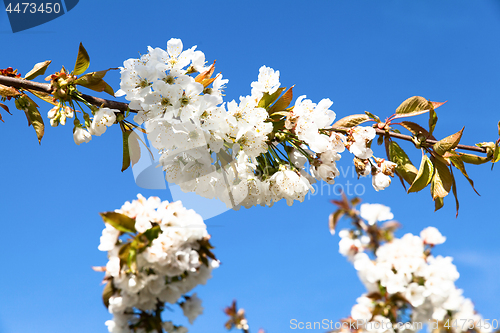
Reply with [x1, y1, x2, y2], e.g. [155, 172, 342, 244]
[0, 1, 499, 332]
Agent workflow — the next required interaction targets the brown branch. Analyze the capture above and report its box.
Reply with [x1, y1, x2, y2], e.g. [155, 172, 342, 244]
[0, 75, 135, 113]
[0, 76, 489, 154]
[331, 127, 488, 154]
[373, 127, 488, 154]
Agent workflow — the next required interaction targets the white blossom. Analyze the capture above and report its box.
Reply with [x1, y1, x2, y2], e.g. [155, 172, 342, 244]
[359, 203, 394, 226]
[73, 126, 92, 145]
[420, 226, 446, 245]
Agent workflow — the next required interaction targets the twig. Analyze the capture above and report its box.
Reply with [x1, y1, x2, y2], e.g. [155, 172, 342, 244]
[0, 76, 489, 154]
[0, 75, 135, 113]
[331, 126, 487, 154]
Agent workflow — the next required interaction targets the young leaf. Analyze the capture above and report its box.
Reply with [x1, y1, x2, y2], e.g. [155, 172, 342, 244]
[430, 157, 453, 199]
[128, 246, 137, 273]
[408, 154, 434, 193]
[428, 108, 438, 136]
[270, 110, 290, 118]
[394, 96, 433, 118]
[99, 212, 136, 233]
[0, 84, 20, 98]
[144, 225, 161, 242]
[333, 114, 371, 128]
[365, 111, 380, 122]
[27, 89, 58, 106]
[269, 86, 294, 114]
[195, 61, 216, 87]
[451, 175, 459, 217]
[128, 130, 142, 167]
[24, 60, 51, 80]
[431, 100, 447, 109]
[493, 143, 500, 164]
[73, 42, 90, 75]
[120, 122, 142, 172]
[258, 88, 285, 109]
[121, 127, 132, 172]
[433, 127, 464, 156]
[74, 69, 117, 96]
[388, 141, 418, 185]
[399, 121, 436, 140]
[434, 196, 444, 212]
[377, 134, 384, 145]
[459, 152, 492, 165]
[0, 103, 10, 122]
[118, 242, 132, 269]
[24, 95, 44, 144]
[102, 279, 115, 308]
[445, 151, 479, 195]
[328, 210, 344, 235]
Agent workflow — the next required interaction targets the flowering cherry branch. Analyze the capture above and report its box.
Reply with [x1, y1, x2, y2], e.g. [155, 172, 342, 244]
[0, 73, 489, 155]
[1, 39, 499, 214]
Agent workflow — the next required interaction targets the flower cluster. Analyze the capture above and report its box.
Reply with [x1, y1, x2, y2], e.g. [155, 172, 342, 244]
[97, 194, 218, 333]
[109, 38, 398, 209]
[332, 200, 490, 333]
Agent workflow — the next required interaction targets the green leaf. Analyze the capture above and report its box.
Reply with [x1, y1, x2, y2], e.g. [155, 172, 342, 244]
[451, 175, 459, 217]
[408, 154, 434, 193]
[493, 143, 500, 164]
[73, 42, 90, 75]
[428, 108, 438, 136]
[270, 110, 290, 118]
[333, 114, 371, 128]
[430, 157, 453, 199]
[388, 141, 418, 185]
[74, 69, 117, 96]
[394, 96, 433, 118]
[102, 279, 115, 308]
[399, 121, 436, 140]
[99, 212, 136, 233]
[0, 84, 20, 98]
[128, 246, 137, 273]
[445, 151, 479, 195]
[377, 134, 384, 145]
[328, 210, 344, 235]
[118, 242, 131, 268]
[350, 196, 362, 207]
[24, 60, 51, 80]
[144, 225, 161, 242]
[434, 197, 444, 212]
[258, 88, 285, 109]
[459, 152, 491, 165]
[364, 111, 380, 123]
[0, 103, 10, 114]
[24, 95, 44, 144]
[120, 122, 141, 172]
[26, 89, 58, 106]
[268, 86, 293, 114]
[433, 127, 464, 156]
